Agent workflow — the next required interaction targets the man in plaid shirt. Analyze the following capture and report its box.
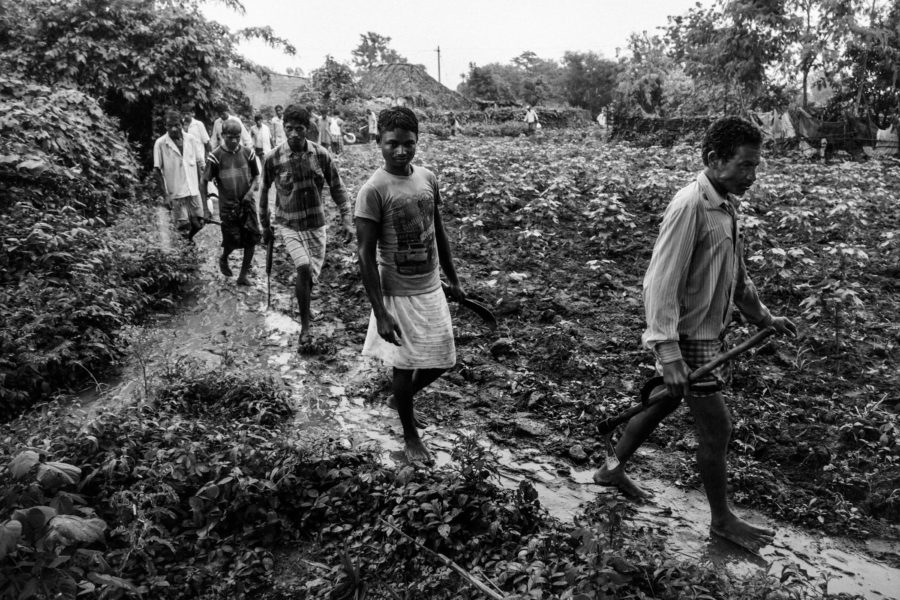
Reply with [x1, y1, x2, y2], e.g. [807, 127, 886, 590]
[260, 104, 354, 350]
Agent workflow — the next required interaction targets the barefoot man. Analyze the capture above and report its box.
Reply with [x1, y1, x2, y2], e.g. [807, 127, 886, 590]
[593, 117, 797, 551]
[356, 107, 465, 464]
[260, 104, 354, 349]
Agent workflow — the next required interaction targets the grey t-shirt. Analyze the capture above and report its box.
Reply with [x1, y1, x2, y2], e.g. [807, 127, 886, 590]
[355, 166, 442, 296]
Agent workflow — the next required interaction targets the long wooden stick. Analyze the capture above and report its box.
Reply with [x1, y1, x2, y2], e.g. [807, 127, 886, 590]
[378, 518, 506, 600]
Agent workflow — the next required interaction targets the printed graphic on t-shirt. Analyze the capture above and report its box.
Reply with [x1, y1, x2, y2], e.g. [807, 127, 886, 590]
[393, 197, 434, 275]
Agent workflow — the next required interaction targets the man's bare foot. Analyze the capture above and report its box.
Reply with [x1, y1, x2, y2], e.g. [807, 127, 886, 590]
[386, 395, 428, 428]
[710, 514, 775, 553]
[593, 465, 652, 501]
[297, 331, 315, 354]
[404, 436, 434, 465]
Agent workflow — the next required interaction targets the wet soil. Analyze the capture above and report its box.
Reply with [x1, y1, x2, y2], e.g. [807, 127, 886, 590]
[79, 147, 900, 599]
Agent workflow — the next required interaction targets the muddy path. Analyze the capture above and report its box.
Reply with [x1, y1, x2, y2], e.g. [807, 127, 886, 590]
[75, 149, 900, 599]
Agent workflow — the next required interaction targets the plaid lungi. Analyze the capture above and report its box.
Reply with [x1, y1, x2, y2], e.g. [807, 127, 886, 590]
[656, 339, 730, 393]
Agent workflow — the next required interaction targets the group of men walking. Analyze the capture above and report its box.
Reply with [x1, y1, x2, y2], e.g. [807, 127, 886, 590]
[154, 105, 796, 553]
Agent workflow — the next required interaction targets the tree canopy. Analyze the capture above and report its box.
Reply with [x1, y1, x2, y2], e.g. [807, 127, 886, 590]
[351, 32, 407, 70]
[0, 0, 294, 156]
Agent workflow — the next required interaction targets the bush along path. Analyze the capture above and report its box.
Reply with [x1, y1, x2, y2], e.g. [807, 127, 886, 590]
[0, 76, 195, 418]
[3, 136, 899, 599]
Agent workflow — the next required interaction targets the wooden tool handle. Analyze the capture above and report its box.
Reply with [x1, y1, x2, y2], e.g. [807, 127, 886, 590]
[645, 327, 775, 404]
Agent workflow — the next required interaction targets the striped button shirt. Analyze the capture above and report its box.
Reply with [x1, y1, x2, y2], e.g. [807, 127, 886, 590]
[261, 140, 350, 231]
[642, 171, 773, 364]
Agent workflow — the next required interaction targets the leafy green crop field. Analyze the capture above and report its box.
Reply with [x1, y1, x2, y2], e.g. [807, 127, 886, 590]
[2, 132, 898, 599]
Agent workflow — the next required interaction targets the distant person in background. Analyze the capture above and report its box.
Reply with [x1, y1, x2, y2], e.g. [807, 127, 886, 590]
[271, 104, 287, 147]
[524, 105, 539, 135]
[306, 105, 321, 143]
[366, 108, 378, 143]
[596, 110, 608, 141]
[210, 101, 252, 151]
[317, 108, 332, 150]
[201, 120, 261, 286]
[251, 113, 272, 158]
[328, 110, 345, 155]
[154, 109, 206, 241]
[447, 112, 460, 137]
[182, 108, 211, 155]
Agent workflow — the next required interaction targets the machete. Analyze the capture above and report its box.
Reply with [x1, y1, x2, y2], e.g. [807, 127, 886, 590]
[441, 281, 497, 330]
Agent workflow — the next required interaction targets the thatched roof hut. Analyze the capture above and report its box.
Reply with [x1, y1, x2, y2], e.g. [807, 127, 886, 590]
[359, 64, 472, 110]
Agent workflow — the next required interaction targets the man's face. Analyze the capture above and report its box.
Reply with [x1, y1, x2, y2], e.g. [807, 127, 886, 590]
[284, 120, 308, 151]
[218, 110, 229, 122]
[166, 116, 182, 140]
[275, 106, 283, 118]
[223, 130, 241, 152]
[379, 128, 417, 174]
[708, 144, 760, 196]
[181, 115, 192, 132]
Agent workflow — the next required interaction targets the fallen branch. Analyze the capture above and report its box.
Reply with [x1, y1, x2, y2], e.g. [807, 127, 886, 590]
[378, 518, 507, 600]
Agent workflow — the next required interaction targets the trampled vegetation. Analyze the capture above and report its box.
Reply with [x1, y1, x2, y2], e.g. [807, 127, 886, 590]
[2, 132, 897, 599]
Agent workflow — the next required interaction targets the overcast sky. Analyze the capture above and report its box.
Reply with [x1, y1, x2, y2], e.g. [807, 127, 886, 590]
[203, 0, 709, 89]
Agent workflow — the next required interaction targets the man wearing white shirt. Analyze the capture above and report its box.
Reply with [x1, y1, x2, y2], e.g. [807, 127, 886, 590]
[154, 109, 207, 241]
[210, 101, 252, 151]
[251, 114, 272, 157]
[182, 110, 211, 155]
[270, 104, 286, 146]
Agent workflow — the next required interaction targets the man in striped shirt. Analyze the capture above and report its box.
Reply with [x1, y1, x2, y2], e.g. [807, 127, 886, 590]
[260, 104, 354, 349]
[593, 117, 796, 552]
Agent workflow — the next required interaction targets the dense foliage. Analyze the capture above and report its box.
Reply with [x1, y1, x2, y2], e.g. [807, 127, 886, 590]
[0, 0, 294, 154]
[0, 365, 820, 599]
[0, 76, 192, 418]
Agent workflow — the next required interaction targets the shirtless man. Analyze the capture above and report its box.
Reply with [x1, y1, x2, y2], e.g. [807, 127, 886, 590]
[594, 117, 797, 552]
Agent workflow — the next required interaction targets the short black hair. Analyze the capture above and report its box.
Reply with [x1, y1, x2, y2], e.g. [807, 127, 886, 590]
[283, 104, 310, 128]
[701, 117, 762, 165]
[164, 109, 182, 123]
[275, 104, 283, 110]
[377, 106, 418, 137]
[214, 101, 230, 114]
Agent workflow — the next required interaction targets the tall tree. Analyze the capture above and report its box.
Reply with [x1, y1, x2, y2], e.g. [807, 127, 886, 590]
[561, 51, 619, 115]
[311, 55, 360, 105]
[666, 0, 790, 112]
[0, 0, 294, 154]
[784, 0, 854, 107]
[351, 32, 407, 69]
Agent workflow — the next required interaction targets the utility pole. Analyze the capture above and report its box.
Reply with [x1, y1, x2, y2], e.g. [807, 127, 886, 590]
[435, 46, 441, 83]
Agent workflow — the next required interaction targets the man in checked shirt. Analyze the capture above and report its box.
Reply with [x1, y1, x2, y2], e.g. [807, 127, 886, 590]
[593, 117, 797, 552]
[260, 105, 354, 350]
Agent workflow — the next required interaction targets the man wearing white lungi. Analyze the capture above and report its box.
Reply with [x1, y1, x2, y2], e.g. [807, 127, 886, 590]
[356, 107, 465, 465]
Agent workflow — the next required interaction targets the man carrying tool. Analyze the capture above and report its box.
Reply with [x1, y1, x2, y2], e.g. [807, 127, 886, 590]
[201, 120, 261, 286]
[356, 106, 465, 465]
[260, 104, 354, 350]
[593, 117, 797, 552]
